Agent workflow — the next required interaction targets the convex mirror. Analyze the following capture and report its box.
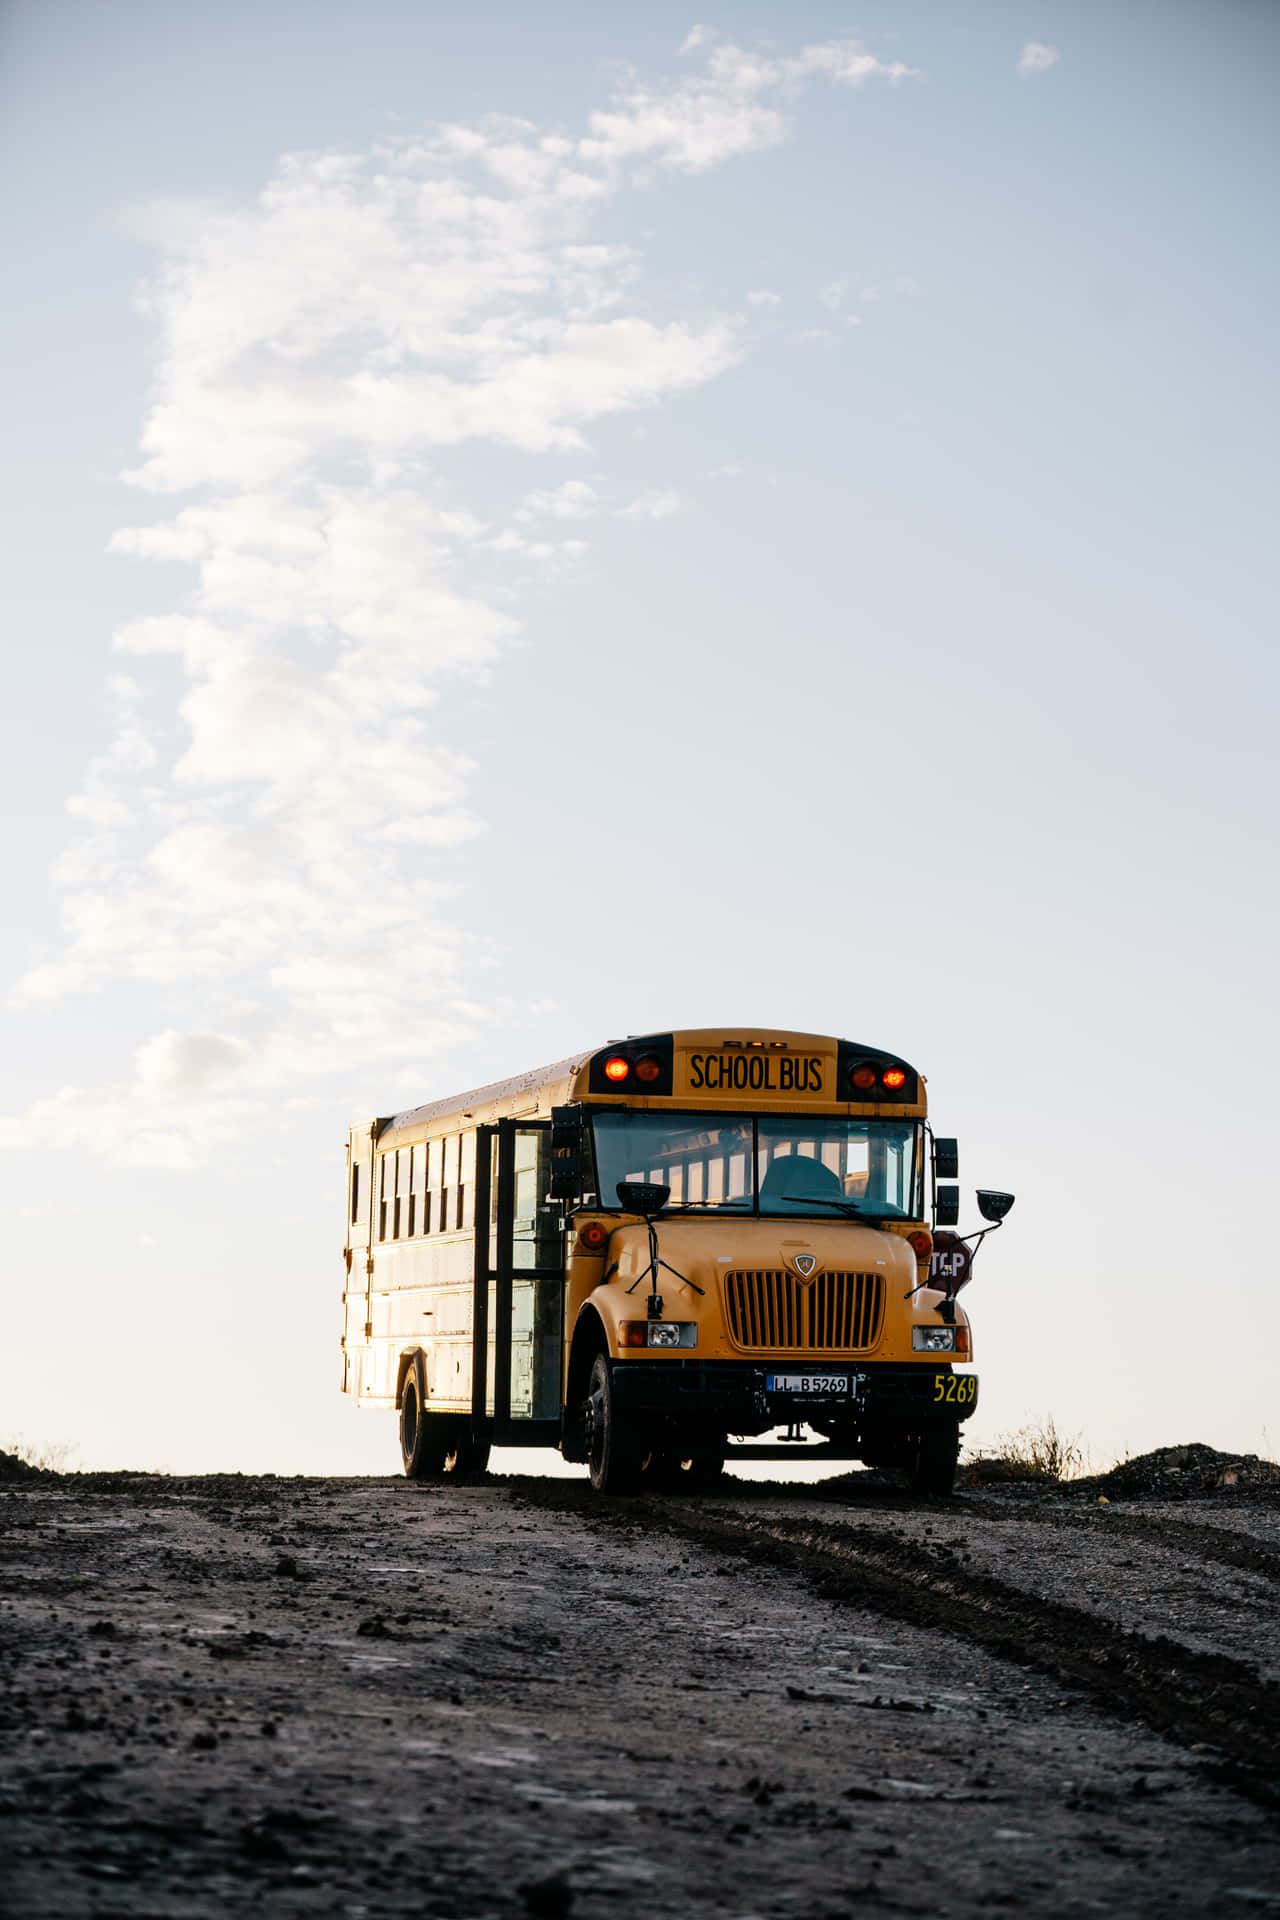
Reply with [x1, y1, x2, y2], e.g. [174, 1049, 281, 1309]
[616, 1181, 670, 1217]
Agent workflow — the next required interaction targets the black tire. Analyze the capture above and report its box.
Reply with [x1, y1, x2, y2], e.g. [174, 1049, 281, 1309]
[400, 1369, 449, 1479]
[910, 1422, 960, 1497]
[445, 1433, 491, 1476]
[586, 1353, 642, 1494]
[682, 1444, 727, 1491]
[645, 1442, 726, 1492]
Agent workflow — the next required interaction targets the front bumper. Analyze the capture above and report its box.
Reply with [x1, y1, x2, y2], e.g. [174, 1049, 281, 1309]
[608, 1359, 978, 1433]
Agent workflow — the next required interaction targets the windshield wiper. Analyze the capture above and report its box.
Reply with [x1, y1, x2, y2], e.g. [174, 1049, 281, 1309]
[770, 1194, 868, 1219]
[661, 1204, 752, 1215]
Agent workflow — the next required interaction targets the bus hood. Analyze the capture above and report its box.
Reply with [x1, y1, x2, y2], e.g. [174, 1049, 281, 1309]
[608, 1215, 919, 1298]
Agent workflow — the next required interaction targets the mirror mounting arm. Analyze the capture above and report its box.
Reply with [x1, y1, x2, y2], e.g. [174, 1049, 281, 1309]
[953, 1219, 1005, 1255]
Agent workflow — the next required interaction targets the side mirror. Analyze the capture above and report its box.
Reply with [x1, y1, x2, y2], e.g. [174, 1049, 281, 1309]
[934, 1185, 960, 1227]
[977, 1189, 1015, 1223]
[933, 1137, 959, 1181]
[616, 1181, 670, 1217]
[548, 1106, 585, 1199]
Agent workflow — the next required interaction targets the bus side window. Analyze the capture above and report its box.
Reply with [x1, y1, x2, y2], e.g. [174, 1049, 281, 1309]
[440, 1135, 458, 1232]
[459, 1131, 476, 1231]
[422, 1139, 434, 1234]
[411, 1141, 426, 1235]
[350, 1161, 360, 1227]
[378, 1155, 390, 1241]
[395, 1148, 410, 1239]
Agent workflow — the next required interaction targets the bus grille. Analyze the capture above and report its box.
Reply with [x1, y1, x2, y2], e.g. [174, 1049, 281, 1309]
[722, 1270, 884, 1352]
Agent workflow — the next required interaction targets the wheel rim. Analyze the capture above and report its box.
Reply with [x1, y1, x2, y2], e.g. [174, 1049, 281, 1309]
[586, 1380, 606, 1477]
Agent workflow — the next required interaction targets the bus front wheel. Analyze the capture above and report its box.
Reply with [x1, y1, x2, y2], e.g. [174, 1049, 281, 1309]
[400, 1372, 448, 1479]
[586, 1354, 642, 1495]
[910, 1423, 960, 1497]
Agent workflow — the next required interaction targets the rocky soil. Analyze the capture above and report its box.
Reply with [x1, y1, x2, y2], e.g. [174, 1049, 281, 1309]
[2, 1446, 1278, 1918]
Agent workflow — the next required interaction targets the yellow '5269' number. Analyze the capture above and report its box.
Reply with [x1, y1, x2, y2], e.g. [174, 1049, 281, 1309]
[933, 1376, 977, 1405]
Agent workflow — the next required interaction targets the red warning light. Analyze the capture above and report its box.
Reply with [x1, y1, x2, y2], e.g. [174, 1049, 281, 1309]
[851, 1065, 877, 1091]
[634, 1056, 661, 1083]
[882, 1068, 907, 1090]
[603, 1056, 631, 1082]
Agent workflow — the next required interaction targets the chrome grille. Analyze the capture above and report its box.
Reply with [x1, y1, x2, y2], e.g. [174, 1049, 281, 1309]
[722, 1270, 884, 1352]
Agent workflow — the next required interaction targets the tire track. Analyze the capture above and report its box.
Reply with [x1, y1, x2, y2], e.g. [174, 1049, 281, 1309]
[958, 1499, 1280, 1586]
[510, 1481, 1280, 1807]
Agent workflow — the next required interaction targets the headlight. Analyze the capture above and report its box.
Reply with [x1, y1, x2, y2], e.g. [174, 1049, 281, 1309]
[617, 1320, 697, 1349]
[648, 1322, 683, 1348]
[913, 1326, 958, 1352]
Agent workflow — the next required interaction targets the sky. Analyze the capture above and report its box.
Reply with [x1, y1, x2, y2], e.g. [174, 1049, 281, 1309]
[2, 0, 1277, 1476]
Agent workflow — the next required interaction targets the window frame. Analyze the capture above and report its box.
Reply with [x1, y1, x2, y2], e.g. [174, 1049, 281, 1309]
[588, 1109, 925, 1223]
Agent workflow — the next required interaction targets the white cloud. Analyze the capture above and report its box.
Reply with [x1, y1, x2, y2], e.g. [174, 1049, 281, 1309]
[679, 26, 712, 55]
[617, 488, 685, 520]
[514, 479, 603, 521]
[1017, 42, 1060, 77]
[819, 278, 847, 311]
[580, 38, 918, 176]
[6, 33, 918, 1167]
[747, 289, 781, 307]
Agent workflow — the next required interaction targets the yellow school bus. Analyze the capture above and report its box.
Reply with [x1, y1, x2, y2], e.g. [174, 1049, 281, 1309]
[340, 1027, 1013, 1495]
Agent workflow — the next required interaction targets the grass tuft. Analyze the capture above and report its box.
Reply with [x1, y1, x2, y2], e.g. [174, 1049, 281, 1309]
[962, 1415, 1085, 1485]
[1, 1436, 79, 1475]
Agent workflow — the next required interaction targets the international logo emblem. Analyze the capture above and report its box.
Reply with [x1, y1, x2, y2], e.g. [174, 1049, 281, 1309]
[792, 1254, 817, 1278]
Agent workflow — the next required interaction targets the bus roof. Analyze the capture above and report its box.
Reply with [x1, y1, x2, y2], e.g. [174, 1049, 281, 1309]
[368, 1028, 926, 1142]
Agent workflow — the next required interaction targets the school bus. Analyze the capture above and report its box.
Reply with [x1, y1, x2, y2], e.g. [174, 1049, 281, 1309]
[340, 1027, 1013, 1495]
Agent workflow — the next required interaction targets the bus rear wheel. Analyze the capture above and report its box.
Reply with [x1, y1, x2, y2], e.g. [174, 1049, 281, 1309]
[446, 1433, 491, 1476]
[910, 1422, 960, 1497]
[400, 1372, 449, 1479]
[586, 1354, 641, 1495]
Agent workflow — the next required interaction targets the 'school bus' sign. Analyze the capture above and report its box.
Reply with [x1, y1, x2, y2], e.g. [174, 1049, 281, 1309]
[684, 1049, 827, 1095]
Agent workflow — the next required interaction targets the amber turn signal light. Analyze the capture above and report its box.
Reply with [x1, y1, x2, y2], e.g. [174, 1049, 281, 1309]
[851, 1065, 877, 1090]
[634, 1056, 661, 1083]
[882, 1068, 906, 1089]
[578, 1221, 609, 1252]
[603, 1056, 630, 1082]
[907, 1230, 932, 1258]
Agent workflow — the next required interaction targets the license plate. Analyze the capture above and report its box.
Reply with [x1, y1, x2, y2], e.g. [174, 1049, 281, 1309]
[767, 1372, 853, 1396]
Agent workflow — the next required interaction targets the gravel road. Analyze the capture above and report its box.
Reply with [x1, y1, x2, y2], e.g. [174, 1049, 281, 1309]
[2, 1457, 1279, 1918]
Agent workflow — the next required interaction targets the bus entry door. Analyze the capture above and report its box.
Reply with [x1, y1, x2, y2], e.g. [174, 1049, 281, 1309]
[473, 1121, 564, 1447]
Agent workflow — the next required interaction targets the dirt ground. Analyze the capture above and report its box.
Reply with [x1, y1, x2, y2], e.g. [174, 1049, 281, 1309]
[2, 1450, 1279, 1918]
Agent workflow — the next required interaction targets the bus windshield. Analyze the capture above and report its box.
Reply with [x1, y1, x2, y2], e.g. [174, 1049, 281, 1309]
[591, 1111, 921, 1221]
